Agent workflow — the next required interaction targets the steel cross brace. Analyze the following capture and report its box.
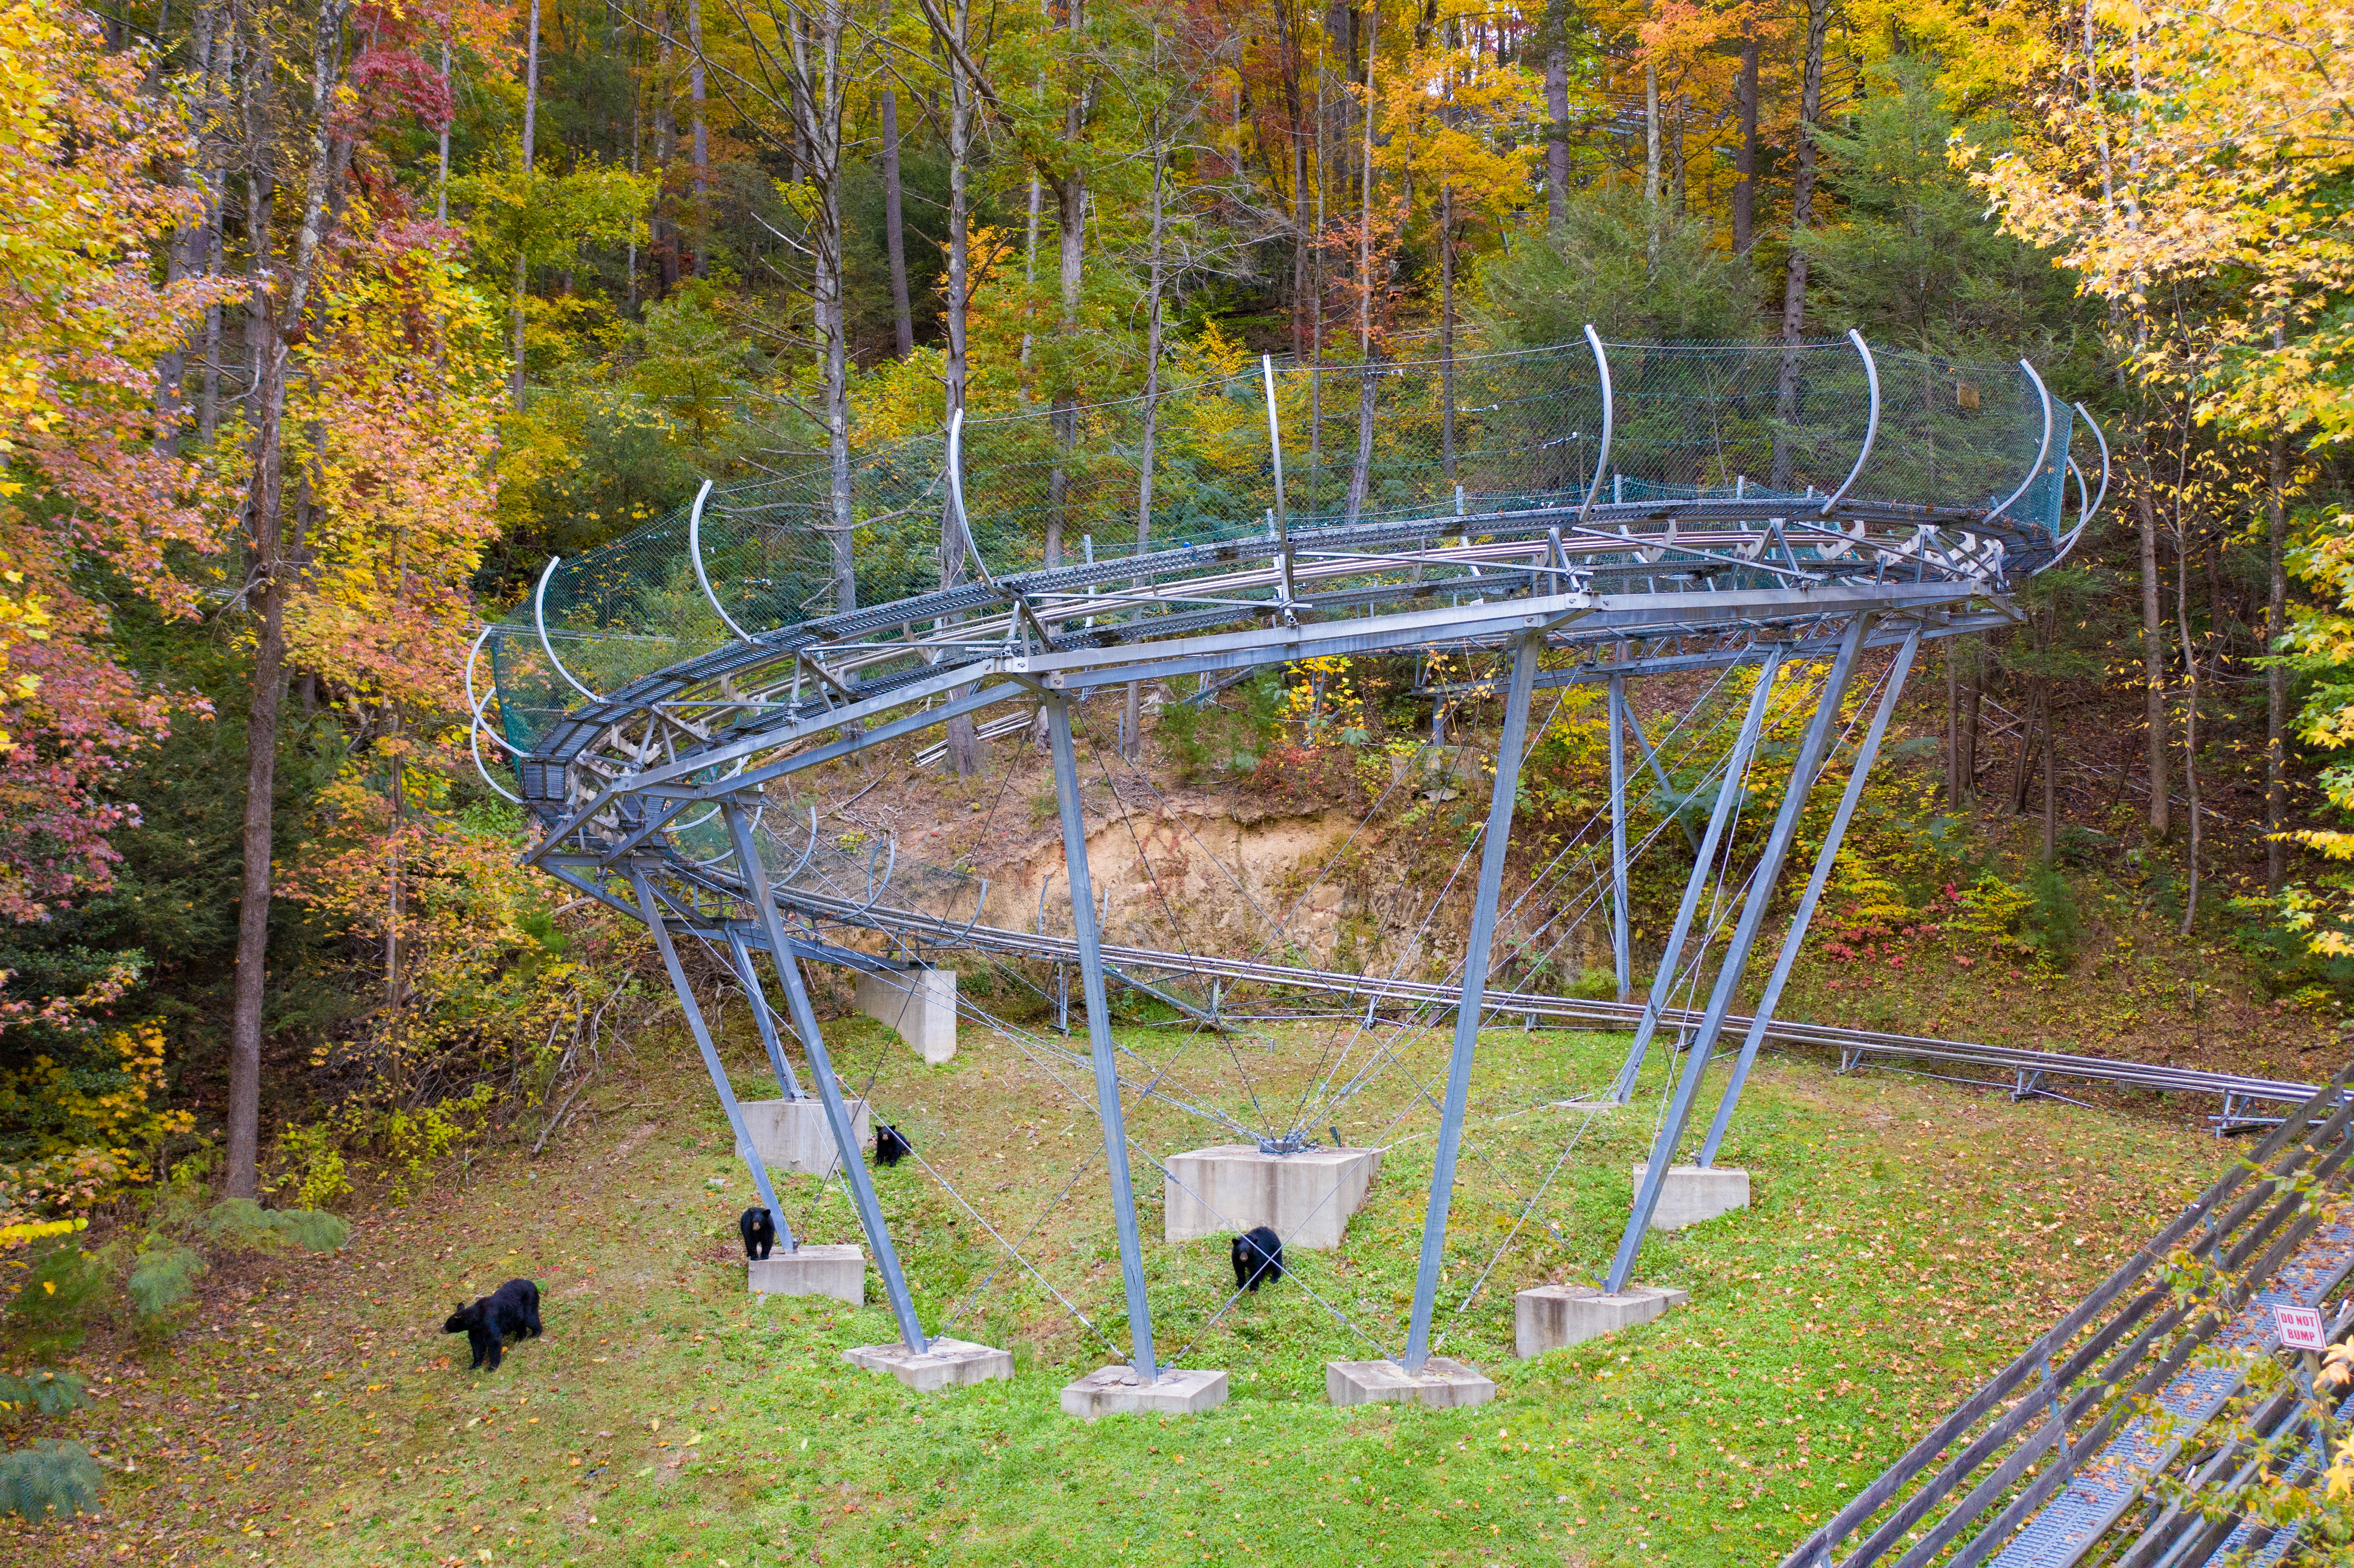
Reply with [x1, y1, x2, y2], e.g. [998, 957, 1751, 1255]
[726, 928, 806, 1101]
[722, 803, 930, 1354]
[1607, 667, 1633, 1004]
[1608, 642, 1790, 1102]
[629, 865, 794, 1250]
[1697, 628, 1922, 1165]
[1045, 694, 1160, 1384]
[1605, 617, 1871, 1294]
[1402, 630, 1544, 1373]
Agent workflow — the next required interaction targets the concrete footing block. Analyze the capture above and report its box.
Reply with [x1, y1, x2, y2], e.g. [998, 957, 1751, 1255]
[841, 1338, 1013, 1392]
[1515, 1284, 1690, 1357]
[1631, 1164, 1750, 1229]
[1059, 1366, 1229, 1419]
[737, 1096, 870, 1177]
[854, 966, 959, 1063]
[1163, 1145, 1383, 1248]
[1324, 1358, 1495, 1409]
[746, 1244, 866, 1304]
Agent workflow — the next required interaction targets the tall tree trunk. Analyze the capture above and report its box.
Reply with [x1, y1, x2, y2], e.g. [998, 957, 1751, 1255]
[227, 0, 351, 1201]
[655, 11, 679, 296]
[1544, 42, 1568, 228]
[1643, 55, 1661, 252]
[688, 0, 709, 277]
[1771, 0, 1830, 490]
[938, 0, 978, 776]
[626, 10, 641, 313]
[1945, 642, 1960, 805]
[1123, 66, 1167, 763]
[1733, 34, 1759, 256]
[511, 0, 540, 411]
[2134, 479, 2171, 837]
[880, 83, 913, 355]
[1045, 0, 1086, 572]
[1344, 0, 1379, 526]
[1439, 181, 1455, 486]
[2267, 431, 2289, 892]
[2178, 521, 2200, 933]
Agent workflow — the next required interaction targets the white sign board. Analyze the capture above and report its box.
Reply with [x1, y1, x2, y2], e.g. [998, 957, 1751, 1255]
[2273, 1304, 2327, 1352]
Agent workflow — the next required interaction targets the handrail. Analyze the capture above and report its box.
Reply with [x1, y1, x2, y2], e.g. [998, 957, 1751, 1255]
[687, 478, 759, 644]
[1819, 329, 1881, 514]
[1576, 325, 1614, 523]
[1983, 357, 2055, 529]
[532, 557, 602, 702]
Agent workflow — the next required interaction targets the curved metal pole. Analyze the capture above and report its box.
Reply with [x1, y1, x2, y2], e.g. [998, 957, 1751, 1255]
[464, 622, 496, 716]
[1261, 355, 1297, 604]
[469, 688, 524, 805]
[688, 479, 760, 644]
[1577, 325, 1614, 523]
[946, 407, 999, 591]
[532, 556, 601, 703]
[1818, 329, 1881, 515]
[1982, 358, 2055, 528]
[2047, 401, 2114, 569]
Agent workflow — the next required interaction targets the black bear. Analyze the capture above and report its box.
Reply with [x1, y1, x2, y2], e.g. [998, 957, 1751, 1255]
[443, 1278, 542, 1372]
[875, 1124, 913, 1167]
[1232, 1226, 1284, 1292]
[739, 1207, 776, 1261]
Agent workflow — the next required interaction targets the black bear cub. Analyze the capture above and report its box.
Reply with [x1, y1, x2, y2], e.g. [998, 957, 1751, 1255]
[1232, 1226, 1284, 1292]
[443, 1278, 542, 1372]
[875, 1124, 913, 1167]
[740, 1206, 777, 1260]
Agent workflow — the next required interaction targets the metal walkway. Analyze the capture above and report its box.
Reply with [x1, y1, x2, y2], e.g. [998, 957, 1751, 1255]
[1785, 1066, 2354, 1568]
[745, 880, 2328, 1119]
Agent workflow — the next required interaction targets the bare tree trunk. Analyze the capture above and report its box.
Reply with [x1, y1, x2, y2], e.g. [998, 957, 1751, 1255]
[1945, 642, 1960, 805]
[2042, 678, 2056, 863]
[880, 82, 913, 355]
[1122, 64, 1167, 763]
[511, 0, 540, 411]
[2134, 480, 2171, 837]
[1439, 182, 1455, 486]
[227, 0, 351, 1201]
[1043, 0, 1086, 574]
[2178, 523, 2200, 934]
[938, 0, 978, 776]
[436, 35, 451, 222]
[1772, 0, 1830, 491]
[2267, 431, 2289, 892]
[688, 0, 709, 277]
[1344, 0, 1379, 525]
[1544, 41, 1568, 228]
[1733, 34, 1759, 256]
[655, 11, 679, 296]
[1643, 55, 1660, 257]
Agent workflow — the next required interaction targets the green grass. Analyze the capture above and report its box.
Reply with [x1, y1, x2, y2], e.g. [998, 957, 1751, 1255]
[6, 1014, 2225, 1567]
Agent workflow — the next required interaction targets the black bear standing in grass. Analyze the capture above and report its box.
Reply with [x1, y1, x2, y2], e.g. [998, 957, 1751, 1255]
[739, 1207, 776, 1260]
[442, 1279, 542, 1372]
[875, 1124, 913, 1167]
[1232, 1226, 1284, 1292]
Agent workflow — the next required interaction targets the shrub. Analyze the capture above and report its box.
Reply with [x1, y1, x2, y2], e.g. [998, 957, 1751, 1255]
[0, 1371, 86, 1421]
[125, 1242, 205, 1317]
[3, 1248, 105, 1356]
[199, 1199, 350, 1253]
[0, 1439, 102, 1520]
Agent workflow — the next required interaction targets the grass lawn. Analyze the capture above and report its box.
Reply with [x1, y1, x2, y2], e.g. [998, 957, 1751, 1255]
[5, 1008, 2226, 1568]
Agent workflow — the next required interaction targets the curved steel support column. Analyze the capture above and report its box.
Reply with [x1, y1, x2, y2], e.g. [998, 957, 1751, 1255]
[945, 408, 999, 592]
[1983, 358, 2056, 528]
[1605, 615, 1871, 1294]
[688, 479, 760, 644]
[469, 688, 524, 805]
[727, 928, 806, 1101]
[1046, 694, 1158, 1383]
[1261, 355, 1298, 605]
[1609, 644, 1789, 1102]
[724, 802, 928, 1352]
[1697, 626, 1921, 1166]
[533, 556, 602, 703]
[1577, 326, 1615, 523]
[1819, 330, 1881, 515]
[629, 865, 791, 1248]
[1403, 630, 1541, 1373]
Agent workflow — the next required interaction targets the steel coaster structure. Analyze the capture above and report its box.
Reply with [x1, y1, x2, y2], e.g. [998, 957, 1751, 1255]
[472, 330, 2105, 1390]
[1784, 1064, 2354, 1568]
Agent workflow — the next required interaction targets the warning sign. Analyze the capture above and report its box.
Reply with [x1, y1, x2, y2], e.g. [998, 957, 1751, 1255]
[2273, 1304, 2327, 1351]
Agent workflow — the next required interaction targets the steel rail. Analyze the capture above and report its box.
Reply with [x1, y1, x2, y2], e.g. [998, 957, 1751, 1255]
[735, 887, 2324, 1113]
